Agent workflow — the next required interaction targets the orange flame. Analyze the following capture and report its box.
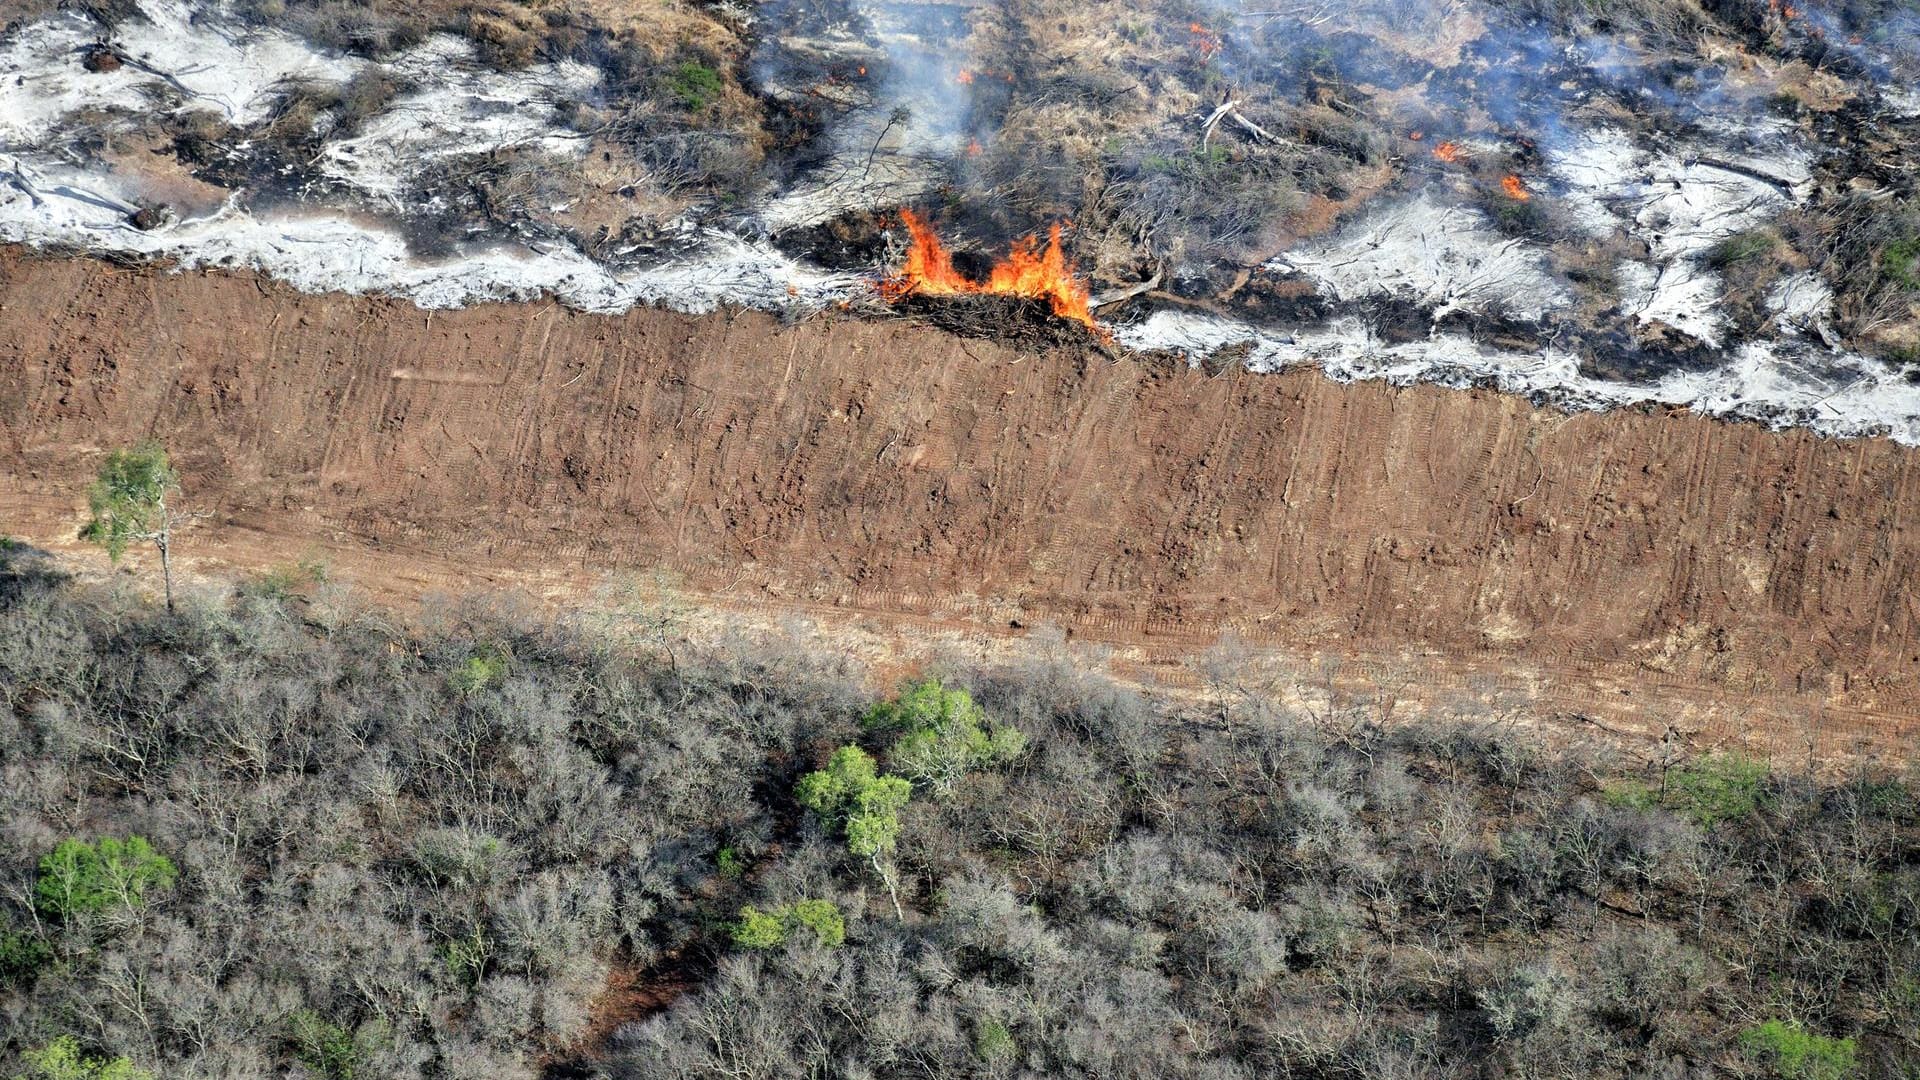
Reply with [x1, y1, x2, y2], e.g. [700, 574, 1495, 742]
[882, 209, 1098, 331]
[1188, 22, 1221, 59]
[1501, 175, 1530, 200]
[956, 69, 974, 85]
[1432, 140, 1463, 163]
[965, 137, 983, 156]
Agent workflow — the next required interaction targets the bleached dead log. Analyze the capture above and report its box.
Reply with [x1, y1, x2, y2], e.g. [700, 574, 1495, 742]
[1229, 106, 1290, 145]
[1688, 155, 1806, 198]
[1201, 102, 1236, 150]
[1201, 101, 1296, 150]
[2, 157, 43, 206]
[1234, 6, 1335, 27]
[1090, 267, 1164, 309]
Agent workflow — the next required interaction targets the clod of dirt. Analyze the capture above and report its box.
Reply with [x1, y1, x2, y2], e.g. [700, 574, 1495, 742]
[82, 45, 122, 73]
[128, 206, 170, 231]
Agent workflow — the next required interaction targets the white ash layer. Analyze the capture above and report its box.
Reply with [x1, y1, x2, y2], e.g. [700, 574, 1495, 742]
[1548, 128, 1809, 346]
[0, 1, 360, 143]
[1270, 193, 1570, 323]
[1116, 310, 1920, 446]
[0, 159, 862, 315]
[317, 39, 604, 203]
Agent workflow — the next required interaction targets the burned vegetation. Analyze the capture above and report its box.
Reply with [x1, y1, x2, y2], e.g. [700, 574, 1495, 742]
[9, 0, 1920, 377]
[0, 545, 1917, 1079]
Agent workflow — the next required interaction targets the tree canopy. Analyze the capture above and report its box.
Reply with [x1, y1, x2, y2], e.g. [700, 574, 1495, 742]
[79, 445, 177, 563]
[34, 837, 177, 921]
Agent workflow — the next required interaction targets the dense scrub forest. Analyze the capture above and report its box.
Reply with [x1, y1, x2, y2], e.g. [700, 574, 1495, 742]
[0, 542, 1914, 1080]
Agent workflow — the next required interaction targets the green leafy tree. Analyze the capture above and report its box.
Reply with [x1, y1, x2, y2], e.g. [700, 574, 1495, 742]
[34, 837, 177, 921]
[9, 1036, 154, 1080]
[797, 747, 911, 916]
[0, 929, 52, 989]
[1739, 1019, 1859, 1080]
[789, 899, 846, 947]
[79, 444, 184, 613]
[974, 1018, 1017, 1065]
[451, 651, 508, 695]
[288, 1010, 384, 1080]
[667, 61, 722, 110]
[866, 680, 1027, 798]
[440, 927, 492, 988]
[731, 906, 792, 949]
[729, 900, 846, 949]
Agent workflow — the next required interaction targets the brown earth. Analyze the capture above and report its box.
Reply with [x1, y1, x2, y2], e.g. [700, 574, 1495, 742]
[1, 247, 1916, 762]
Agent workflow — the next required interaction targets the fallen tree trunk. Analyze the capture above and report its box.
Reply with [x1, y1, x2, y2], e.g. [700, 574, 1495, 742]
[1090, 268, 1164, 309]
[1202, 101, 1297, 150]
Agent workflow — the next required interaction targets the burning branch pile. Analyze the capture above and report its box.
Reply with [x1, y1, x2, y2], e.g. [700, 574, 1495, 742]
[880, 209, 1102, 334]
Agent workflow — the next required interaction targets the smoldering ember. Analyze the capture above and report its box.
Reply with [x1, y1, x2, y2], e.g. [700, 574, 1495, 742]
[1, 0, 1919, 1078]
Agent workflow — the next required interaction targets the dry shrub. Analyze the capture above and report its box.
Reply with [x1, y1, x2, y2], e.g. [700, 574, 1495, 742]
[463, 11, 539, 67]
[972, 101, 1114, 225]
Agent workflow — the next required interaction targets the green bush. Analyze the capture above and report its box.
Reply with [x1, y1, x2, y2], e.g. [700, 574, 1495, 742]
[440, 927, 491, 988]
[1883, 234, 1920, 291]
[866, 680, 1028, 798]
[0, 929, 52, 988]
[10, 1036, 154, 1080]
[730, 900, 845, 949]
[1668, 754, 1769, 827]
[667, 61, 722, 111]
[1600, 779, 1658, 811]
[1710, 228, 1780, 268]
[974, 1018, 1016, 1062]
[789, 899, 846, 948]
[34, 837, 177, 920]
[1738, 1019, 1859, 1080]
[1601, 756, 1769, 827]
[244, 558, 328, 600]
[288, 1010, 385, 1080]
[452, 650, 508, 694]
[411, 828, 512, 889]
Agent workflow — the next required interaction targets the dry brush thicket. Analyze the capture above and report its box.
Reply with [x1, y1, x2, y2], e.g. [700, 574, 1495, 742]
[0, 545, 1915, 1078]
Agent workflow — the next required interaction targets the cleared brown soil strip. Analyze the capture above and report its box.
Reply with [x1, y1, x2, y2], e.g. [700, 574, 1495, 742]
[1, 248, 1915, 759]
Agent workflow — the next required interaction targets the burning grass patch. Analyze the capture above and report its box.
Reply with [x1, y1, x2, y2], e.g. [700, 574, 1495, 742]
[881, 208, 1102, 335]
[889, 291, 1110, 351]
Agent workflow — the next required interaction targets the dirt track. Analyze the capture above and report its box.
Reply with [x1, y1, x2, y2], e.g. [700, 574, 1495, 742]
[2, 248, 1916, 759]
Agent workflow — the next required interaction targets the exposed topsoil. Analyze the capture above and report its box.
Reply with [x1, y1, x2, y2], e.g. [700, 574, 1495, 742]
[0, 247, 1915, 759]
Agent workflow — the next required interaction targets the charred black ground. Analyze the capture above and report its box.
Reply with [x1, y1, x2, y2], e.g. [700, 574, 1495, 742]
[8, 0, 1918, 378]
